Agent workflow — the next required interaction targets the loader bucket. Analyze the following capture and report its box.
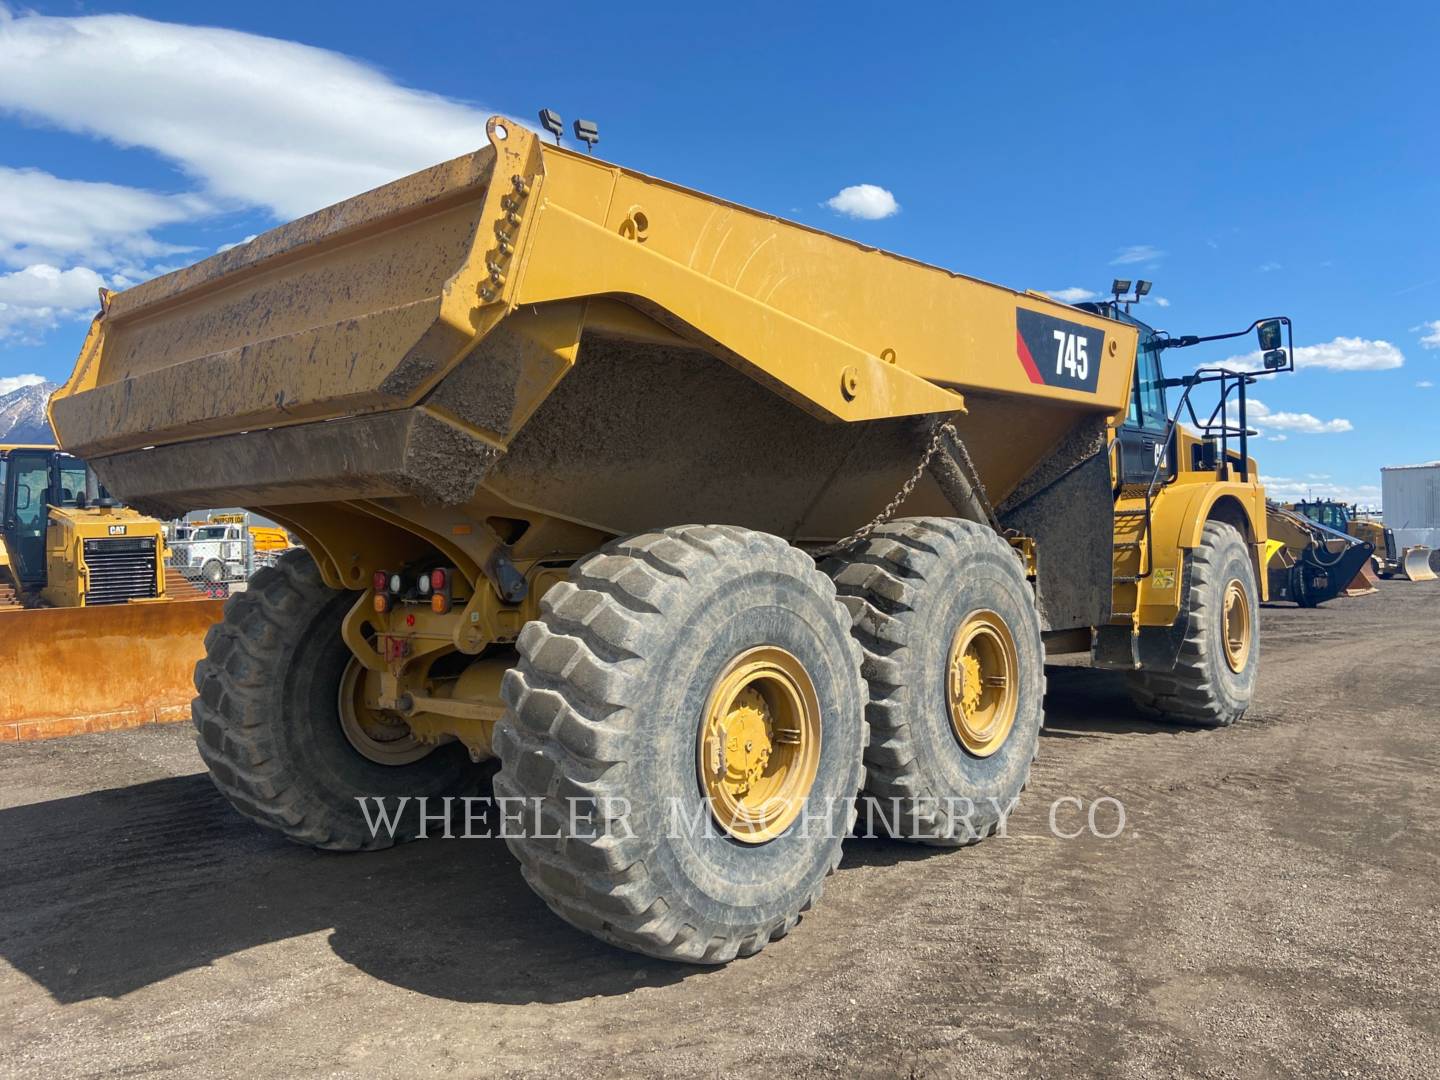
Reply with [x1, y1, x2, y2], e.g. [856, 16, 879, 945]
[1399, 546, 1437, 581]
[0, 599, 223, 741]
[1342, 558, 1380, 597]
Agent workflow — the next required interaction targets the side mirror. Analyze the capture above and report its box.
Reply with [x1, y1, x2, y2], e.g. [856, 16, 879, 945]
[1257, 319, 1283, 351]
[1263, 349, 1288, 370]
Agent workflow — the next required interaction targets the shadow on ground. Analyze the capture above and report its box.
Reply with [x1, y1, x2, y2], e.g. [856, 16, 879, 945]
[0, 665, 1193, 1008]
[0, 771, 703, 1007]
[1040, 664, 1185, 737]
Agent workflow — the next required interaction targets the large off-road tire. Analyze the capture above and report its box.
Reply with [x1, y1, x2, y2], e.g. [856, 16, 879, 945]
[493, 525, 867, 964]
[823, 517, 1045, 847]
[1127, 520, 1259, 728]
[192, 550, 481, 850]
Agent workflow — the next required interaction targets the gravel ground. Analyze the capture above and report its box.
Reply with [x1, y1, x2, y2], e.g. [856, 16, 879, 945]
[2, 582, 1436, 1079]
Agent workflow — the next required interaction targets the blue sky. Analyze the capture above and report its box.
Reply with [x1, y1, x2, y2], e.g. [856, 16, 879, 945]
[1, 1, 1435, 505]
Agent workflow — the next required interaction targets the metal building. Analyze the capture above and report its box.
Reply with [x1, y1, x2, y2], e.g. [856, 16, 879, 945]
[1382, 462, 1440, 551]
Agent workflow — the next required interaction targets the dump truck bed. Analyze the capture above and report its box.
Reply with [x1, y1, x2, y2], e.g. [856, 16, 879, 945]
[51, 117, 1137, 583]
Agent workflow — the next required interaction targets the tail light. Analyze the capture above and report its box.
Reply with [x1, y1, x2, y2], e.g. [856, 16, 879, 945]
[431, 567, 452, 613]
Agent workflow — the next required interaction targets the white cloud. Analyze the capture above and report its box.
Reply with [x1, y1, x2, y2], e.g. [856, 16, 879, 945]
[1261, 475, 1381, 507]
[0, 6, 498, 220]
[825, 184, 900, 220]
[1256, 409, 1352, 435]
[1221, 335, 1404, 372]
[1417, 380, 1435, 389]
[1416, 320, 1440, 349]
[1221, 398, 1353, 437]
[0, 372, 45, 395]
[216, 234, 258, 254]
[1044, 287, 1096, 304]
[1258, 261, 1282, 272]
[1267, 434, 1287, 442]
[1110, 244, 1164, 266]
[1150, 296, 1171, 308]
[0, 263, 107, 338]
[0, 166, 205, 272]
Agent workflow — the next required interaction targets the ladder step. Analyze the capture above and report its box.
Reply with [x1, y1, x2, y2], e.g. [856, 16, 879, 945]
[1113, 574, 1142, 584]
[1114, 541, 1142, 550]
[1113, 508, 1149, 516]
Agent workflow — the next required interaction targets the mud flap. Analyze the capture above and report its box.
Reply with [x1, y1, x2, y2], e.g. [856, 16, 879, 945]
[0, 600, 223, 741]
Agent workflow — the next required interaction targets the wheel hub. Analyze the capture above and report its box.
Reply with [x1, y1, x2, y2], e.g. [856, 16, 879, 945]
[947, 610, 1019, 758]
[698, 647, 822, 844]
[337, 658, 434, 766]
[1222, 579, 1252, 673]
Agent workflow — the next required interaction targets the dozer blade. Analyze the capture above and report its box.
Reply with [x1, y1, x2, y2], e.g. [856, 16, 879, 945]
[1399, 546, 1437, 582]
[0, 599, 223, 741]
[1342, 559, 1380, 596]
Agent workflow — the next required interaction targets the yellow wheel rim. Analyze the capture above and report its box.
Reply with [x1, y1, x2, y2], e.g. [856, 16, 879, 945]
[337, 657, 432, 766]
[1222, 579, 1253, 673]
[697, 647, 822, 844]
[946, 610, 1019, 758]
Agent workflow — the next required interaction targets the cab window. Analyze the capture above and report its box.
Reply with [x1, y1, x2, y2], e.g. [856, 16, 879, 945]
[1128, 333, 1167, 430]
[56, 465, 87, 506]
[12, 463, 48, 529]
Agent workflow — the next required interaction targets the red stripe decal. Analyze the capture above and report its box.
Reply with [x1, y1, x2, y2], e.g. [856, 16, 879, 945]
[1016, 328, 1044, 384]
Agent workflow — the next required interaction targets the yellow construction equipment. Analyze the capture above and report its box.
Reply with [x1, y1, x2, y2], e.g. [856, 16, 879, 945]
[1, 443, 175, 607]
[1263, 503, 1375, 605]
[0, 442, 223, 738]
[51, 116, 1295, 963]
[0, 601, 223, 741]
[1288, 499, 1436, 582]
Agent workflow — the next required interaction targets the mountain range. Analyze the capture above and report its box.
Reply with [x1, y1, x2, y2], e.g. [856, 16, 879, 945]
[0, 381, 57, 444]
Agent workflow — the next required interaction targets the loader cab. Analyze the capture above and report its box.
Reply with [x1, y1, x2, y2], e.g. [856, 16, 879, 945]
[1293, 500, 1350, 531]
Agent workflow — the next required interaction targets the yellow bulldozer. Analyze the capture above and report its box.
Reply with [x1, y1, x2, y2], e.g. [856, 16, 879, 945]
[1287, 499, 1435, 582]
[1, 442, 174, 608]
[0, 443, 222, 740]
[51, 116, 1295, 963]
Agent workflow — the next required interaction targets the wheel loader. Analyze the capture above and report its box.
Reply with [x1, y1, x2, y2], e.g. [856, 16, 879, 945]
[0, 443, 223, 740]
[1288, 499, 1435, 582]
[50, 116, 1294, 963]
[1263, 502, 1375, 605]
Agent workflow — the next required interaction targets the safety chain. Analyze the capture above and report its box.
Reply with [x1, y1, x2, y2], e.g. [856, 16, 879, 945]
[810, 420, 961, 558]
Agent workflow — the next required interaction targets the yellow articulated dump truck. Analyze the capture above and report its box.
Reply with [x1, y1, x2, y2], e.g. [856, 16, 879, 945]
[50, 117, 1293, 963]
[0, 444, 223, 740]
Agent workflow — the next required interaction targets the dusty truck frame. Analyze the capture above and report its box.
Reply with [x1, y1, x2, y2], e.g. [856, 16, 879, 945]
[51, 117, 1290, 964]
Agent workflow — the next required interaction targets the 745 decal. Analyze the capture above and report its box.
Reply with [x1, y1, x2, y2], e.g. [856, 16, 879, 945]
[1016, 308, 1104, 393]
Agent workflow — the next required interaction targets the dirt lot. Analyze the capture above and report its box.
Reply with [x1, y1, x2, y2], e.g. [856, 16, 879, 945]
[2, 582, 1437, 1079]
